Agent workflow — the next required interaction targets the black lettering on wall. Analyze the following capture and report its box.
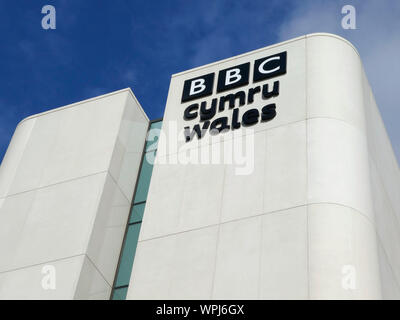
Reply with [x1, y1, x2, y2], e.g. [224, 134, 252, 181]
[181, 51, 287, 142]
[262, 81, 280, 99]
[184, 121, 210, 142]
[183, 103, 199, 120]
[253, 52, 287, 83]
[261, 104, 277, 122]
[200, 99, 217, 121]
[247, 86, 261, 104]
[231, 108, 241, 130]
[182, 73, 214, 103]
[219, 91, 246, 112]
[210, 117, 230, 135]
[242, 109, 260, 127]
[217, 62, 250, 93]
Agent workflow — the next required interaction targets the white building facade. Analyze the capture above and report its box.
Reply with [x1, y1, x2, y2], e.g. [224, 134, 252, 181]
[0, 33, 399, 299]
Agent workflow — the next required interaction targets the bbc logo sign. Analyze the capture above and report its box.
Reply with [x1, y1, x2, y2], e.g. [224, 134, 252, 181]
[181, 52, 287, 103]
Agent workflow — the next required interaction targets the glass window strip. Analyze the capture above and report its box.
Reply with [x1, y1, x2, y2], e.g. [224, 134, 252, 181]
[130, 202, 146, 224]
[110, 119, 162, 300]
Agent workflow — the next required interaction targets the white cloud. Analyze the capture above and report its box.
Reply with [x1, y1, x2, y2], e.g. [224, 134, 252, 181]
[278, 0, 400, 163]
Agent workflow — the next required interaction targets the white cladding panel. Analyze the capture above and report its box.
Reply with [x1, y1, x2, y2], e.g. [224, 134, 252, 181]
[0, 89, 148, 299]
[128, 34, 400, 299]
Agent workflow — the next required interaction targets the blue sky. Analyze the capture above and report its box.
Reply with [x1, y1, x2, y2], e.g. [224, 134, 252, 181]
[0, 0, 399, 163]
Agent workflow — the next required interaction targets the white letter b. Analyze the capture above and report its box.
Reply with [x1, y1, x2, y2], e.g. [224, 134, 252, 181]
[225, 68, 242, 86]
[189, 79, 206, 96]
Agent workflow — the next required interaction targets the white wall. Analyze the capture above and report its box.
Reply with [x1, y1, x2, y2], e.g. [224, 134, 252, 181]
[0, 88, 148, 299]
[363, 68, 400, 299]
[127, 34, 400, 299]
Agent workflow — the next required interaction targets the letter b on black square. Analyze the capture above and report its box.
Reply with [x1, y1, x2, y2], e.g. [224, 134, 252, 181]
[217, 62, 250, 93]
[181, 73, 214, 103]
[253, 52, 287, 83]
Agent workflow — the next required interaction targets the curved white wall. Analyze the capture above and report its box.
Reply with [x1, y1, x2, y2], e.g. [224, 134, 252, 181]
[128, 34, 400, 300]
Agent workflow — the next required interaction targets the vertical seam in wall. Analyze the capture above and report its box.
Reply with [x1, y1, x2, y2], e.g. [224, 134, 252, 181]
[72, 255, 87, 300]
[305, 35, 311, 300]
[209, 163, 226, 299]
[107, 171, 131, 203]
[258, 127, 268, 299]
[105, 91, 129, 180]
[374, 231, 400, 293]
[363, 66, 400, 173]
[85, 254, 113, 288]
[360, 51, 391, 299]
[0, 118, 36, 198]
[371, 157, 400, 233]
[9, 184, 38, 279]
[9, 116, 59, 200]
[369, 159, 400, 296]
[83, 172, 109, 268]
[257, 211, 263, 299]
[178, 161, 190, 233]
[109, 117, 152, 299]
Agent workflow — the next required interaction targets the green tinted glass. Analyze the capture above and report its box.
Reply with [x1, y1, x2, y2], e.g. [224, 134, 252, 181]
[114, 223, 142, 287]
[130, 203, 146, 224]
[111, 287, 128, 300]
[145, 121, 162, 152]
[133, 153, 155, 203]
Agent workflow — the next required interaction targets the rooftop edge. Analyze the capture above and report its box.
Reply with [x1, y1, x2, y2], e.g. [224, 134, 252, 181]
[16, 88, 150, 128]
[171, 32, 360, 78]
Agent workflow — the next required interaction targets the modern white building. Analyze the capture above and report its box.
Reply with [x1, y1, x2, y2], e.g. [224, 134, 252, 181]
[0, 33, 399, 300]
